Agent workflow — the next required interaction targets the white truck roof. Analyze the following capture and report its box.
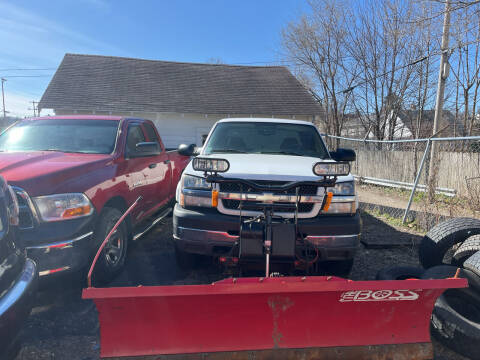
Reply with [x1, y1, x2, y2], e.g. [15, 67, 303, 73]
[217, 118, 316, 126]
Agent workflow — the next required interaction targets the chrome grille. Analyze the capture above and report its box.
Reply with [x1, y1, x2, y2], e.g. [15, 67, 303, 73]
[218, 181, 320, 215]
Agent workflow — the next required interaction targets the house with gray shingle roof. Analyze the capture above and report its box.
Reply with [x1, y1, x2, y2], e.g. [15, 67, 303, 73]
[39, 54, 323, 148]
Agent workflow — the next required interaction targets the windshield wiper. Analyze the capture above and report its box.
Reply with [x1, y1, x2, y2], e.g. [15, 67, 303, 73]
[258, 151, 303, 156]
[210, 149, 247, 154]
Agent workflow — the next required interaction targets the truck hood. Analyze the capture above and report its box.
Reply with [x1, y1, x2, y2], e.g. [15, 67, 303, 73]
[0, 151, 113, 196]
[185, 154, 353, 183]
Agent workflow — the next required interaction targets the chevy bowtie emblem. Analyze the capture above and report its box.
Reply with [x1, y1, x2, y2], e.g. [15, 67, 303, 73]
[261, 193, 276, 203]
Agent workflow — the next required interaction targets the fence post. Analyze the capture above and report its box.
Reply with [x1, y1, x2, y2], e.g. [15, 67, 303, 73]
[403, 139, 431, 224]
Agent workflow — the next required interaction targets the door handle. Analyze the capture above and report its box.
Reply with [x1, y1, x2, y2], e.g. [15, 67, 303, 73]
[149, 163, 157, 169]
[164, 159, 171, 164]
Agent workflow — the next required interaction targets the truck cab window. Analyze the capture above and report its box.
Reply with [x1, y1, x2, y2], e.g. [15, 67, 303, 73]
[126, 124, 145, 156]
[143, 123, 160, 144]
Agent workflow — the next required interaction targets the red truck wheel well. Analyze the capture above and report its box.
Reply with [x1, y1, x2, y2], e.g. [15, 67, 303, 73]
[101, 196, 133, 239]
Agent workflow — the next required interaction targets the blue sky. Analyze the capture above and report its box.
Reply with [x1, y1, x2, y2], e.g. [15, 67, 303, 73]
[0, 0, 309, 117]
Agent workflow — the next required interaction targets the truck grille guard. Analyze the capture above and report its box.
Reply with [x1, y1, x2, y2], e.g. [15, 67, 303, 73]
[206, 175, 337, 191]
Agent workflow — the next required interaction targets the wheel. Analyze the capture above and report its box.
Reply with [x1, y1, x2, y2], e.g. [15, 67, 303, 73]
[453, 235, 480, 265]
[174, 243, 199, 270]
[91, 207, 128, 285]
[375, 266, 425, 280]
[322, 259, 354, 278]
[419, 217, 480, 268]
[464, 251, 480, 278]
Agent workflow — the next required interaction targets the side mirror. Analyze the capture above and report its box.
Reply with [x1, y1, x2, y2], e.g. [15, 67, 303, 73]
[178, 143, 196, 157]
[133, 142, 161, 157]
[330, 148, 356, 162]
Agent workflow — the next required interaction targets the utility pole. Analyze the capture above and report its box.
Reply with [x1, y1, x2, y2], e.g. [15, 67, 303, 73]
[428, 0, 451, 202]
[1, 78, 6, 120]
[30, 101, 38, 117]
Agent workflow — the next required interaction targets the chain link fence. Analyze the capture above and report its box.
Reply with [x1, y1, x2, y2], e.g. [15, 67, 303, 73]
[324, 134, 480, 230]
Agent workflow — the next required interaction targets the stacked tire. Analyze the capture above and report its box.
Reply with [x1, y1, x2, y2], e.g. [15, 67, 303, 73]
[377, 218, 480, 359]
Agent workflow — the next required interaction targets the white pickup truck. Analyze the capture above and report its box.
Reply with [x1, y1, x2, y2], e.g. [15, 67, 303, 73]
[173, 118, 361, 276]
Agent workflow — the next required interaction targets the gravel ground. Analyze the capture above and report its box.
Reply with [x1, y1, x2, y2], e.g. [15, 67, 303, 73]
[14, 212, 467, 360]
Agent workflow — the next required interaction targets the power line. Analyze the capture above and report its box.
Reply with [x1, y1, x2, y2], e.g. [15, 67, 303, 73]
[337, 37, 480, 94]
[337, 55, 431, 94]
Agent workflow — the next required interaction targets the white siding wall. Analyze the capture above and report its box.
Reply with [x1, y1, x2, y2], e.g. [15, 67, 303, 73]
[54, 109, 314, 149]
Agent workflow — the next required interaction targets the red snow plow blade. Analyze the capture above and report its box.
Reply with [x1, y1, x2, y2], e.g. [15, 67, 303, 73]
[82, 275, 466, 359]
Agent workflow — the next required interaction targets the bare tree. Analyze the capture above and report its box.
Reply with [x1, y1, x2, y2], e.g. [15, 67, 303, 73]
[282, 0, 480, 141]
[346, 0, 422, 140]
[447, 4, 480, 135]
[282, 0, 357, 140]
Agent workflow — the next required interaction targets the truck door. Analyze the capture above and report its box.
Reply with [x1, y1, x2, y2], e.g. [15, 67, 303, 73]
[124, 122, 160, 222]
[141, 122, 171, 212]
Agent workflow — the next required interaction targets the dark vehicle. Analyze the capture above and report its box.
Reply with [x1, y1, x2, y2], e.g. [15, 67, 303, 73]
[0, 116, 190, 283]
[0, 176, 37, 359]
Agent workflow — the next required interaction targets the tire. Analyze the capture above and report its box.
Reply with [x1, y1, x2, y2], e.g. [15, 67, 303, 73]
[322, 259, 354, 278]
[422, 265, 480, 358]
[430, 293, 480, 359]
[419, 217, 480, 269]
[464, 251, 480, 278]
[91, 207, 129, 285]
[174, 243, 199, 270]
[421, 265, 480, 296]
[453, 235, 480, 265]
[375, 266, 425, 280]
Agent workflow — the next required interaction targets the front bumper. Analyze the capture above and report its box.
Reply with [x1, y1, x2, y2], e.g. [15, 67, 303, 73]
[26, 231, 94, 276]
[20, 216, 96, 277]
[173, 204, 361, 261]
[0, 259, 37, 358]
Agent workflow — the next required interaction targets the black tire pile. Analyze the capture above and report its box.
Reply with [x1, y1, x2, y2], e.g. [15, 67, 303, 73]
[377, 217, 480, 359]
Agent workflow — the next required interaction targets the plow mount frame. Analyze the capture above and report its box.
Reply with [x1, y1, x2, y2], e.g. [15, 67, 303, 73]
[83, 276, 467, 360]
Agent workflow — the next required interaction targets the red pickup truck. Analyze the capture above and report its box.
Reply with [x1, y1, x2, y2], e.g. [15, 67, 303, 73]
[0, 115, 190, 283]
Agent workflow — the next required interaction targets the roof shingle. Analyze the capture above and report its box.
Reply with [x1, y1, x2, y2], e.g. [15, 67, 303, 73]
[39, 54, 322, 116]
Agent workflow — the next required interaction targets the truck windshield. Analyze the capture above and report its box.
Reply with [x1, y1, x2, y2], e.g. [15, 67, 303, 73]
[203, 122, 329, 158]
[0, 119, 120, 154]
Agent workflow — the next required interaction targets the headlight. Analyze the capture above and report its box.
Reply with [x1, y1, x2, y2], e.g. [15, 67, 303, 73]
[182, 174, 211, 190]
[330, 181, 355, 195]
[324, 202, 356, 214]
[33, 193, 93, 222]
[179, 174, 213, 208]
[322, 181, 356, 214]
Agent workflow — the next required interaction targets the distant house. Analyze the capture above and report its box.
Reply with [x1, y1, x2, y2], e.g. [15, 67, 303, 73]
[340, 114, 366, 138]
[340, 109, 462, 140]
[340, 112, 412, 140]
[39, 54, 323, 148]
[399, 110, 463, 138]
